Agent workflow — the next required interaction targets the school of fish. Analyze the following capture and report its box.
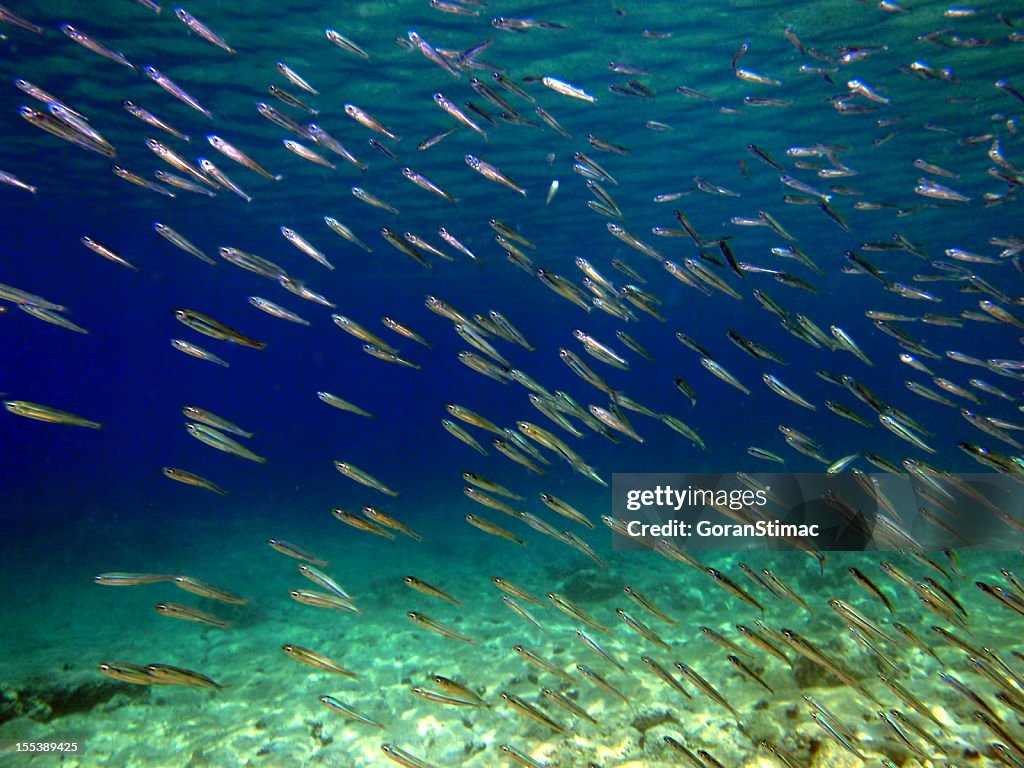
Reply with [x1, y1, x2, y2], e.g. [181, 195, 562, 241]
[3, 0, 1024, 766]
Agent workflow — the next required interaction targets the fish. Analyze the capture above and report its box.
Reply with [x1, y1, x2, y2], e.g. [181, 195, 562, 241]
[381, 744, 443, 768]
[94, 572, 173, 586]
[677, 661, 740, 717]
[576, 664, 628, 703]
[113, 164, 178, 197]
[19, 107, 116, 158]
[4, 400, 101, 428]
[0, 4, 44, 34]
[616, 608, 670, 649]
[162, 467, 226, 496]
[276, 62, 318, 95]
[407, 30, 461, 78]
[539, 493, 593, 528]
[500, 692, 566, 734]
[635, 657, 687, 701]
[281, 227, 332, 270]
[307, 125, 365, 169]
[154, 224, 215, 263]
[61, 24, 137, 70]
[97, 662, 162, 686]
[502, 596, 544, 631]
[258, 90, 309, 117]
[402, 168, 458, 203]
[319, 695, 383, 727]
[174, 309, 264, 349]
[186, 423, 265, 463]
[289, 589, 358, 612]
[331, 508, 394, 539]
[123, 101, 189, 142]
[701, 357, 750, 395]
[812, 711, 865, 760]
[466, 155, 526, 196]
[171, 339, 229, 367]
[381, 229, 431, 269]
[167, 575, 245, 605]
[208, 136, 281, 181]
[80, 236, 137, 271]
[763, 374, 816, 410]
[249, 297, 309, 326]
[548, 592, 608, 632]
[333, 461, 397, 496]
[144, 664, 222, 690]
[542, 76, 597, 103]
[154, 602, 228, 628]
[407, 611, 474, 643]
[146, 141, 205, 183]
[403, 576, 459, 604]
[155, 171, 215, 196]
[282, 645, 356, 677]
[175, 9, 234, 54]
[317, 392, 373, 418]
[433, 93, 486, 138]
[324, 218, 373, 252]
[345, 103, 397, 140]
[427, 676, 489, 708]
[442, 419, 488, 455]
[541, 688, 596, 724]
[143, 66, 212, 119]
[256, 102, 315, 140]
[465, 514, 524, 545]
[325, 28, 369, 59]
[198, 159, 251, 202]
[267, 539, 327, 565]
[333, 314, 399, 353]
[513, 645, 571, 680]
[411, 686, 481, 707]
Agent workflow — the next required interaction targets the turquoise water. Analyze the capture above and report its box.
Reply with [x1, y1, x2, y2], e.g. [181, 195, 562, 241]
[1, 0, 1024, 765]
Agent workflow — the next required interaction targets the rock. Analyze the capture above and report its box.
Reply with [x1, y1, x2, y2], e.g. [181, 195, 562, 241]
[559, 568, 621, 602]
[630, 709, 676, 732]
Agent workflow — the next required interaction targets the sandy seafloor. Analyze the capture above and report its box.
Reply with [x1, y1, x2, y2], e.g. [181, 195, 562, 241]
[0, 504, 1022, 768]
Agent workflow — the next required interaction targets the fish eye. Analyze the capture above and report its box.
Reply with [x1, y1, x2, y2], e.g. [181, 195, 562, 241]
[402, 576, 414, 584]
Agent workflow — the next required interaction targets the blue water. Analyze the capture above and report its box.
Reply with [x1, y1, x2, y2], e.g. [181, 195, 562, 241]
[1, 0, 1023, 765]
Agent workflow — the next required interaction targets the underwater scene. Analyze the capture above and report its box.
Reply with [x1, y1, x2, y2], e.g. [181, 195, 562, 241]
[2, 0, 1024, 765]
